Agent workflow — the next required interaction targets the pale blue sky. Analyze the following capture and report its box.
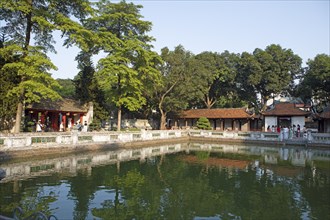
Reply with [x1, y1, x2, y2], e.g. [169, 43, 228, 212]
[49, 0, 330, 79]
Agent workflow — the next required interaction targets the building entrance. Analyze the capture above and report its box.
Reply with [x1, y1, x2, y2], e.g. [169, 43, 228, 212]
[278, 117, 291, 128]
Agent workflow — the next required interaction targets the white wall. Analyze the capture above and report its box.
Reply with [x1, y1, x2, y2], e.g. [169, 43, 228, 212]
[265, 116, 277, 131]
[291, 116, 305, 127]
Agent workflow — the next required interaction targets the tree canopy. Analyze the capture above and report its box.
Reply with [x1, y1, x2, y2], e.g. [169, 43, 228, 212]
[1, 1, 328, 133]
[90, 0, 162, 130]
[0, 0, 93, 132]
[295, 54, 330, 107]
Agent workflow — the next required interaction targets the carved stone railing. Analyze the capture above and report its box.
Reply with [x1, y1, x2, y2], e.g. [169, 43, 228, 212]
[0, 130, 329, 153]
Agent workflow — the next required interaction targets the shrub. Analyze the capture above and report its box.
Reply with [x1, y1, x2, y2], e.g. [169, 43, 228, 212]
[88, 121, 101, 131]
[196, 117, 211, 130]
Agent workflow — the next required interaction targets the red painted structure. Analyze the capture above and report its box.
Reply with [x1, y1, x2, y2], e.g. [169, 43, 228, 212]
[25, 99, 88, 132]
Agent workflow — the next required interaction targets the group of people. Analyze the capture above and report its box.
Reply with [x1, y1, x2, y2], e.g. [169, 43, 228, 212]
[36, 120, 88, 132]
[59, 121, 88, 132]
[267, 124, 306, 140]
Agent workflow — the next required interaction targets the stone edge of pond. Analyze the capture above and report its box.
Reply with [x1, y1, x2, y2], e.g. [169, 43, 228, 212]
[0, 136, 329, 162]
[0, 137, 189, 161]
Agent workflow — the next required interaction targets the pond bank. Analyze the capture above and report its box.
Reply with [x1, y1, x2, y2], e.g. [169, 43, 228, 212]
[0, 130, 329, 160]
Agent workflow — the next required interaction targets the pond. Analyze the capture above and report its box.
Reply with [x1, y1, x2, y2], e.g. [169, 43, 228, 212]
[0, 142, 329, 220]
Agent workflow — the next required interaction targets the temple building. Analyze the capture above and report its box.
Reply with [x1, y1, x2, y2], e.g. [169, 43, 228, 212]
[317, 106, 330, 133]
[175, 108, 259, 131]
[262, 102, 311, 131]
[25, 99, 93, 132]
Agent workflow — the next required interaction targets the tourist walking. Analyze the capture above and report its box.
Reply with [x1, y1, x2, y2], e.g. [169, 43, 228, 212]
[289, 126, 293, 139]
[283, 126, 289, 140]
[83, 121, 88, 132]
[36, 120, 43, 132]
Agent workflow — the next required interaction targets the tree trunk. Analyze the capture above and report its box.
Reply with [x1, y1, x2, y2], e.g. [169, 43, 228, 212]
[13, 0, 32, 133]
[160, 109, 167, 130]
[117, 106, 121, 131]
[204, 94, 215, 109]
[261, 96, 269, 112]
[158, 96, 167, 130]
[13, 100, 23, 133]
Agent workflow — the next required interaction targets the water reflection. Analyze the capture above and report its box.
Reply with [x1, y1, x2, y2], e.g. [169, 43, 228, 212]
[0, 143, 329, 220]
[1, 143, 330, 183]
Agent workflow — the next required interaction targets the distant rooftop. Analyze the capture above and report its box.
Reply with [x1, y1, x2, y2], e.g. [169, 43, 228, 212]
[180, 108, 254, 119]
[262, 102, 310, 116]
[26, 98, 88, 113]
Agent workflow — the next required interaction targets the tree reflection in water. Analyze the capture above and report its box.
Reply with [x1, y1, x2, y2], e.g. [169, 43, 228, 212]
[0, 143, 329, 219]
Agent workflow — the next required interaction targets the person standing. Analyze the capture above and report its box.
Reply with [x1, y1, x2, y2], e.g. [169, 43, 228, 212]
[77, 122, 82, 131]
[289, 126, 293, 139]
[83, 121, 88, 132]
[36, 120, 43, 132]
[283, 126, 289, 140]
[293, 124, 296, 138]
[277, 125, 281, 133]
[59, 122, 64, 132]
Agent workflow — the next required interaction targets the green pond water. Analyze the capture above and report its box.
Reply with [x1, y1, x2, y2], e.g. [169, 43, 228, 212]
[0, 142, 329, 220]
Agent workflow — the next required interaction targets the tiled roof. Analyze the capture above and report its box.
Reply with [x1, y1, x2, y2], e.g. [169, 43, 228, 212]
[26, 98, 88, 113]
[319, 106, 330, 119]
[319, 111, 330, 119]
[262, 103, 309, 116]
[180, 108, 253, 119]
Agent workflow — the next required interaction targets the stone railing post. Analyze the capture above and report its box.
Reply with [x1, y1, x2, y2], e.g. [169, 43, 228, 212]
[72, 131, 78, 145]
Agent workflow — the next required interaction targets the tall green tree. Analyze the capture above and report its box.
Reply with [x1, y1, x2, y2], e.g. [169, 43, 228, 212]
[188, 51, 221, 109]
[236, 52, 262, 112]
[0, 34, 19, 131]
[187, 51, 241, 109]
[212, 51, 241, 108]
[55, 78, 75, 98]
[295, 54, 330, 107]
[92, 0, 162, 131]
[74, 51, 110, 123]
[155, 45, 193, 130]
[247, 44, 302, 110]
[0, 0, 94, 133]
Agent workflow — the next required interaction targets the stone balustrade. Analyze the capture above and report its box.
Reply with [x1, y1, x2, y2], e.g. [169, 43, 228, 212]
[0, 130, 188, 151]
[0, 130, 329, 152]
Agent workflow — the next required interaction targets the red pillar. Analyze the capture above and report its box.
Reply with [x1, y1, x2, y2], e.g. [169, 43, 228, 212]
[40, 112, 46, 124]
[52, 113, 59, 131]
[71, 115, 74, 127]
[62, 114, 66, 130]
[80, 114, 83, 123]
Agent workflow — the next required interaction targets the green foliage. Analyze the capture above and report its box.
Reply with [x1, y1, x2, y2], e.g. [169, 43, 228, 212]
[0, 37, 18, 131]
[0, 0, 93, 132]
[87, 0, 161, 130]
[154, 45, 193, 129]
[23, 120, 35, 132]
[239, 44, 302, 110]
[295, 54, 330, 105]
[55, 78, 75, 98]
[189, 50, 241, 109]
[88, 121, 101, 131]
[73, 53, 110, 122]
[0, 44, 62, 104]
[196, 117, 211, 130]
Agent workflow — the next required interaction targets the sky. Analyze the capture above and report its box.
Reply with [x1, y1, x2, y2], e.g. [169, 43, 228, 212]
[49, 0, 330, 79]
